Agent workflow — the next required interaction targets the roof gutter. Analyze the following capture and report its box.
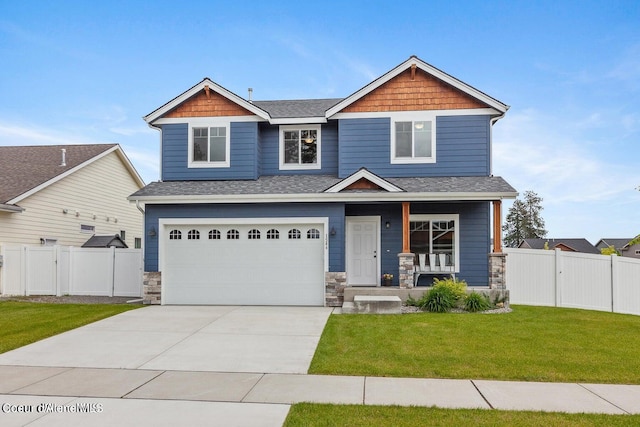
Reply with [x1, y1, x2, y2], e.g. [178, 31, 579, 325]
[128, 190, 519, 205]
[0, 203, 25, 213]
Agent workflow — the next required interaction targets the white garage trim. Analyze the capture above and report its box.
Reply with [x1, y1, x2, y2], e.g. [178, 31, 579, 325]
[158, 217, 328, 306]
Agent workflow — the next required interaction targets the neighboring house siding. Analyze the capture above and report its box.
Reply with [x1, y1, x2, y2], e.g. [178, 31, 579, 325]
[0, 151, 143, 247]
[338, 115, 491, 178]
[161, 122, 259, 181]
[144, 203, 345, 272]
[259, 122, 339, 176]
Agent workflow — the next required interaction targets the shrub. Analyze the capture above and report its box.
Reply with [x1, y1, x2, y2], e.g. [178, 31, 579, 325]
[464, 292, 491, 312]
[405, 294, 419, 307]
[432, 277, 467, 305]
[421, 286, 456, 313]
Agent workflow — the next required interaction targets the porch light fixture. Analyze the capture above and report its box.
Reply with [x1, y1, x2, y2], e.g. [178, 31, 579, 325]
[148, 226, 157, 237]
[386, 221, 391, 229]
[330, 227, 336, 236]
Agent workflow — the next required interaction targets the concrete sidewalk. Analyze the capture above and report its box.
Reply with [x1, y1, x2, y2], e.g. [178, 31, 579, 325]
[1, 366, 639, 426]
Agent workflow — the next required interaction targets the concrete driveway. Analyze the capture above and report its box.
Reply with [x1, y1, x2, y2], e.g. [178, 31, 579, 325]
[0, 305, 333, 374]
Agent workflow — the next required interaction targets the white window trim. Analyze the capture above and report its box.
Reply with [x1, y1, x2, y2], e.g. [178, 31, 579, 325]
[409, 214, 459, 272]
[390, 113, 436, 164]
[187, 120, 231, 168]
[279, 124, 321, 170]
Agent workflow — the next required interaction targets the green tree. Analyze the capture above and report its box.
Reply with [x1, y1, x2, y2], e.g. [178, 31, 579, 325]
[502, 190, 548, 248]
[600, 245, 621, 256]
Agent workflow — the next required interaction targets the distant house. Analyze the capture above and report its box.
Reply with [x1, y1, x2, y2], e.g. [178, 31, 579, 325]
[518, 238, 600, 254]
[595, 237, 640, 259]
[0, 144, 145, 248]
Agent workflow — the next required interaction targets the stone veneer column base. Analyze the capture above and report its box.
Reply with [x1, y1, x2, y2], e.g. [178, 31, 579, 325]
[325, 272, 347, 307]
[143, 272, 162, 305]
[488, 253, 507, 290]
[398, 253, 415, 289]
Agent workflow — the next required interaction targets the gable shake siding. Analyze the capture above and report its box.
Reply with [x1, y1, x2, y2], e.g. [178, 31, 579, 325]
[161, 122, 259, 181]
[338, 115, 490, 178]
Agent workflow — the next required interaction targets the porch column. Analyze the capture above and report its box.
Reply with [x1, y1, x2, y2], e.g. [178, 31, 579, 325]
[398, 202, 414, 288]
[402, 202, 410, 253]
[492, 200, 502, 253]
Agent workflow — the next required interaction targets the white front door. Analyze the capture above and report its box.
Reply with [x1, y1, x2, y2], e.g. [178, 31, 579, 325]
[346, 217, 380, 286]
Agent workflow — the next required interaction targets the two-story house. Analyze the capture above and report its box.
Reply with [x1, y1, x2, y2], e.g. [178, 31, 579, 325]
[129, 56, 517, 306]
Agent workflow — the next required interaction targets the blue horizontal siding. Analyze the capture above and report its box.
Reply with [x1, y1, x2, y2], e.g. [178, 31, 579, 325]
[338, 115, 491, 178]
[260, 122, 339, 176]
[144, 203, 345, 273]
[161, 122, 258, 181]
[144, 201, 490, 286]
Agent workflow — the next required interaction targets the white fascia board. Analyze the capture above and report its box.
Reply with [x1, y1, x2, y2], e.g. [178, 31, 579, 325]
[144, 79, 271, 124]
[152, 115, 266, 126]
[8, 145, 122, 205]
[331, 108, 501, 120]
[324, 169, 404, 193]
[269, 117, 328, 125]
[326, 57, 509, 118]
[130, 191, 518, 204]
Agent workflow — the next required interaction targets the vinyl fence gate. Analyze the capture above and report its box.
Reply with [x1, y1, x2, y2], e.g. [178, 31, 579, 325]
[0, 245, 143, 298]
[505, 248, 640, 316]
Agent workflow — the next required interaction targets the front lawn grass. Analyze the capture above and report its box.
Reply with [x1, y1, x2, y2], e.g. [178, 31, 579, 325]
[285, 404, 640, 427]
[309, 305, 640, 384]
[0, 301, 141, 354]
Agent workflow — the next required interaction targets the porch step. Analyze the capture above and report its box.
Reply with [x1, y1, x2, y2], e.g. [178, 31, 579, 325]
[342, 295, 402, 314]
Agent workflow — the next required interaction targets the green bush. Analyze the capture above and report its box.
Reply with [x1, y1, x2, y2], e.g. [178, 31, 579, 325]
[421, 286, 456, 313]
[432, 277, 467, 305]
[405, 294, 419, 307]
[464, 292, 491, 312]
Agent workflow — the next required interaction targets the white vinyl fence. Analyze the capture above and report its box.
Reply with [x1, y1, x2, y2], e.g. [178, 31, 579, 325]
[505, 248, 640, 315]
[0, 245, 143, 298]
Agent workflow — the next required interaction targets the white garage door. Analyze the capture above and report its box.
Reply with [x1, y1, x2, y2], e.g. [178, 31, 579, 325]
[161, 219, 326, 306]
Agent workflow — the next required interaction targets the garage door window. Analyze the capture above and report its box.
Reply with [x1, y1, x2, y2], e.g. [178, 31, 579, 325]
[227, 229, 240, 240]
[188, 230, 200, 240]
[307, 228, 320, 239]
[267, 229, 279, 239]
[169, 230, 182, 240]
[248, 229, 261, 239]
[209, 229, 221, 240]
[288, 229, 301, 239]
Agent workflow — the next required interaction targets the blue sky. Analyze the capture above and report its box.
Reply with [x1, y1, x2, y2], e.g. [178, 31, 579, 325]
[1, 1, 638, 243]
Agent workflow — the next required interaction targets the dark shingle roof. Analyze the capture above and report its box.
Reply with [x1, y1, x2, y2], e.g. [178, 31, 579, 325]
[520, 238, 599, 254]
[252, 99, 343, 118]
[0, 144, 117, 203]
[81, 234, 128, 248]
[130, 175, 516, 198]
[596, 238, 633, 249]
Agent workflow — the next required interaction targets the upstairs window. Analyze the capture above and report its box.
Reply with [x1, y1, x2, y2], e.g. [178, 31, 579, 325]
[279, 125, 321, 170]
[189, 123, 230, 168]
[391, 114, 436, 164]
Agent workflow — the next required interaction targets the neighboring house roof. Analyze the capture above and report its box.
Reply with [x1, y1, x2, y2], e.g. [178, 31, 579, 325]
[595, 238, 634, 249]
[129, 172, 517, 203]
[0, 144, 145, 212]
[519, 238, 600, 254]
[81, 234, 128, 248]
